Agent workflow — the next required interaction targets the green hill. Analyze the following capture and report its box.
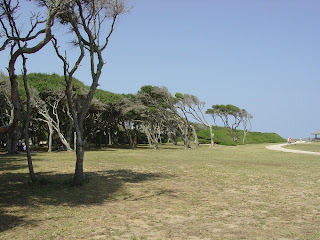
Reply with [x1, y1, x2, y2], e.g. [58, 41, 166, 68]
[197, 126, 285, 146]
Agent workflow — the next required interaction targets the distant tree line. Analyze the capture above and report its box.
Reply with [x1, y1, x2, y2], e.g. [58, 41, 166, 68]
[0, 72, 253, 152]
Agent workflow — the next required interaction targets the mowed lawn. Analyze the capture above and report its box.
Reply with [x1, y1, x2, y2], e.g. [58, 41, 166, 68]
[1, 143, 320, 240]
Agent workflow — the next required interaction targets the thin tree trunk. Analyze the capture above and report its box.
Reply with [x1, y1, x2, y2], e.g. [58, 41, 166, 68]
[243, 129, 247, 145]
[22, 56, 36, 182]
[48, 124, 53, 153]
[74, 132, 77, 152]
[209, 125, 214, 148]
[108, 128, 112, 145]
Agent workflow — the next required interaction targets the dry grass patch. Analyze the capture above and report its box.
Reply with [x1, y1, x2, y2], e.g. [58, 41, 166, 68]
[1, 143, 320, 239]
[284, 142, 320, 153]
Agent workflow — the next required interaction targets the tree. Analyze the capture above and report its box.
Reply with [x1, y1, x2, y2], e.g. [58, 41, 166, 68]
[0, 0, 70, 181]
[206, 104, 244, 143]
[0, 0, 70, 136]
[241, 109, 253, 144]
[0, 71, 12, 148]
[175, 93, 214, 148]
[53, 0, 129, 185]
[31, 88, 73, 152]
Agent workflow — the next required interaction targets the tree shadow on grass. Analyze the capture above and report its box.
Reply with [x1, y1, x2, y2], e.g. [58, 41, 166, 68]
[0, 170, 166, 207]
[0, 166, 169, 232]
[0, 154, 27, 171]
[0, 210, 29, 233]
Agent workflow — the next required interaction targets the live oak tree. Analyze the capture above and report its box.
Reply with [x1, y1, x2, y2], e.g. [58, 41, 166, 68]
[175, 93, 214, 148]
[53, 0, 128, 185]
[0, 0, 70, 181]
[31, 88, 73, 152]
[206, 104, 249, 143]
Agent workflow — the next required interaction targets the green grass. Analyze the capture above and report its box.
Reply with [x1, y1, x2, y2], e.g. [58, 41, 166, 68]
[1, 143, 320, 239]
[197, 126, 285, 146]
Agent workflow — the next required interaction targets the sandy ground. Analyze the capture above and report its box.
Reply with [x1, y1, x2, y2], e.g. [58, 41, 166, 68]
[266, 142, 320, 155]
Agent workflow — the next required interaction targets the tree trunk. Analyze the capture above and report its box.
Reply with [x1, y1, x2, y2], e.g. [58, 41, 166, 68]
[67, 123, 73, 146]
[73, 138, 85, 185]
[22, 57, 36, 182]
[48, 124, 53, 153]
[142, 125, 152, 146]
[209, 125, 214, 148]
[57, 131, 72, 151]
[108, 128, 112, 145]
[171, 131, 177, 145]
[25, 128, 36, 182]
[133, 125, 137, 148]
[190, 125, 199, 148]
[152, 137, 159, 149]
[183, 126, 190, 149]
[243, 129, 247, 145]
[7, 130, 18, 154]
[74, 132, 77, 152]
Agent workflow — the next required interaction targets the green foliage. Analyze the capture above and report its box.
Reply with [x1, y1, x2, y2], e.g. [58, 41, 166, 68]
[243, 131, 286, 144]
[197, 127, 237, 146]
[197, 126, 285, 146]
[206, 104, 241, 115]
[94, 89, 127, 104]
[175, 92, 184, 99]
[17, 73, 86, 92]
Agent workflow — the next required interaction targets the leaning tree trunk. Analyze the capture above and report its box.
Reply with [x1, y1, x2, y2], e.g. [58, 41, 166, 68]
[48, 124, 54, 153]
[22, 57, 36, 182]
[24, 121, 36, 182]
[56, 131, 72, 151]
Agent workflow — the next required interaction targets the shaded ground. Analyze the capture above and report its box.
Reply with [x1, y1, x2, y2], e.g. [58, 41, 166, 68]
[1, 144, 320, 239]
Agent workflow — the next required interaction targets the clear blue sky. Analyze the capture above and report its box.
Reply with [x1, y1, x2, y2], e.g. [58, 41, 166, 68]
[1, 0, 319, 138]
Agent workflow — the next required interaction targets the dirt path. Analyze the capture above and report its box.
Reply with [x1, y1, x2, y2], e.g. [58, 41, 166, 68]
[266, 143, 320, 156]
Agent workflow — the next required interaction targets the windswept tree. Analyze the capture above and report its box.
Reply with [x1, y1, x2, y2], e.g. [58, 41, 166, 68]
[0, 0, 70, 137]
[206, 104, 246, 143]
[0, 0, 71, 181]
[52, 0, 129, 185]
[124, 86, 168, 149]
[241, 109, 253, 144]
[175, 93, 214, 147]
[31, 88, 73, 152]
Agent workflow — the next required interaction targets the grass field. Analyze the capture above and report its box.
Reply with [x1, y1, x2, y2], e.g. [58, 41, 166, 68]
[284, 142, 320, 153]
[1, 143, 320, 239]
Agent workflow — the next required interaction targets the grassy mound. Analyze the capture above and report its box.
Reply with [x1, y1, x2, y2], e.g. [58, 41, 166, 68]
[197, 126, 285, 146]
